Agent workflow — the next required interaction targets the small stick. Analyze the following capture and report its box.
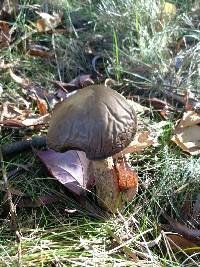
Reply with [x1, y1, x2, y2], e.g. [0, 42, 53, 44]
[1, 136, 47, 159]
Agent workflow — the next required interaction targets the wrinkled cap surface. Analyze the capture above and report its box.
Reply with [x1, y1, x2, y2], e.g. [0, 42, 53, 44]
[47, 85, 137, 160]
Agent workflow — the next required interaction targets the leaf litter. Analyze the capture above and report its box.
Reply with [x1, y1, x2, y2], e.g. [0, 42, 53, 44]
[171, 111, 200, 155]
[0, 1, 200, 265]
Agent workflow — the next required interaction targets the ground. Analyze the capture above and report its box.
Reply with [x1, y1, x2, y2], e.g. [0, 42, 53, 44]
[0, 0, 200, 266]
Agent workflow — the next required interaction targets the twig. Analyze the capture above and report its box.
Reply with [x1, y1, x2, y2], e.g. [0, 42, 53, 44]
[1, 136, 47, 159]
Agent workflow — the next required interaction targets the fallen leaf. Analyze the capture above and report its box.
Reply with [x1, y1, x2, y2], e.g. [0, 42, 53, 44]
[27, 43, 54, 58]
[9, 68, 30, 86]
[0, 101, 30, 121]
[22, 114, 49, 126]
[166, 233, 200, 254]
[164, 214, 200, 238]
[36, 12, 62, 32]
[177, 111, 200, 128]
[52, 80, 71, 92]
[104, 78, 117, 87]
[136, 233, 162, 248]
[180, 192, 191, 221]
[35, 95, 48, 115]
[0, 185, 26, 197]
[0, 119, 24, 127]
[113, 131, 158, 158]
[0, 114, 49, 128]
[172, 126, 200, 155]
[171, 111, 200, 155]
[37, 149, 90, 197]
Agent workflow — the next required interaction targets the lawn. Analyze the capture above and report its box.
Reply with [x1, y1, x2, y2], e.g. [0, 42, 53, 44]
[0, 0, 200, 266]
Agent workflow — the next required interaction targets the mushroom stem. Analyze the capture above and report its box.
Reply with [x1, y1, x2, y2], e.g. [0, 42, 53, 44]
[92, 157, 120, 212]
[92, 157, 138, 212]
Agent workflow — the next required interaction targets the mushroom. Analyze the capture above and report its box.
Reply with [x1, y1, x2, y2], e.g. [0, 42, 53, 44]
[47, 85, 138, 211]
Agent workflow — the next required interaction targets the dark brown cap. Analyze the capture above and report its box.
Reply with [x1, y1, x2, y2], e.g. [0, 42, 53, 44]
[47, 85, 137, 160]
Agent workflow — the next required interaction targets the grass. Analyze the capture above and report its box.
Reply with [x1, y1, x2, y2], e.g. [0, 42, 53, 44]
[1, 0, 200, 266]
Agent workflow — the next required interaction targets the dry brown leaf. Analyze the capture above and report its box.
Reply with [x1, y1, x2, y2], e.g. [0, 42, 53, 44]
[177, 111, 200, 128]
[0, 21, 10, 48]
[166, 233, 200, 254]
[113, 131, 157, 158]
[0, 102, 29, 120]
[0, 119, 25, 127]
[22, 114, 50, 127]
[28, 43, 54, 58]
[172, 126, 200, 155]
[35, 95, 48, 115]
[0, 114, 50, 128]
[9, 69, 30, 86]
[171, 111, 200, 155]
[165, 214, 200, 238]
[36, 12, 62, 32]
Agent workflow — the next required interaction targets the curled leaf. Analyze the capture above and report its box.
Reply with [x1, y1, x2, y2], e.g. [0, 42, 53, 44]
[36, 12, 62, 32]
[113, 131, 157, 158]
[9, 69, 30, 86]
[166, 233, 200, 254]
[171, 111, 200, 155]
[35, 95, 48, 115]
[37, 149, 90, 197]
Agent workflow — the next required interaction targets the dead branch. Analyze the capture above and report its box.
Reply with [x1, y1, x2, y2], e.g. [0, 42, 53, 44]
[1, 136, 47, 159]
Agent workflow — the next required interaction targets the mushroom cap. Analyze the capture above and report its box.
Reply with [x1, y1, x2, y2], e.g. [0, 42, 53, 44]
[47, 85, 137, 160]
